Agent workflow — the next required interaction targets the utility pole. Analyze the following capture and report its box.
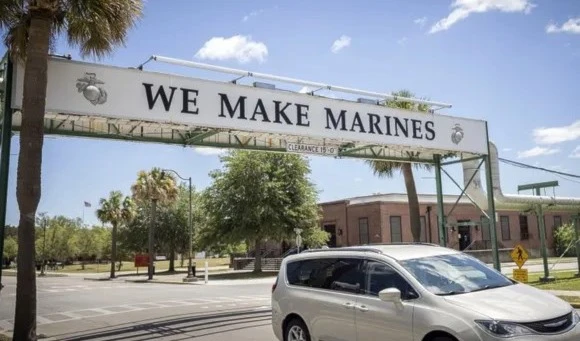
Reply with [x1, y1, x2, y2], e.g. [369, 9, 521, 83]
[162, 169, 196, 282]
[517, 181, 558, 282]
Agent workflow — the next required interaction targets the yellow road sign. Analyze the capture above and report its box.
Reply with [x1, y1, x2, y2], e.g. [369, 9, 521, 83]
[510, 244, 528, 269]
[513, 268, 528, 282]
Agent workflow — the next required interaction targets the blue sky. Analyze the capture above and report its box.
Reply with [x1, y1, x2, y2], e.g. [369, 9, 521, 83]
[2, 0, 579, 226]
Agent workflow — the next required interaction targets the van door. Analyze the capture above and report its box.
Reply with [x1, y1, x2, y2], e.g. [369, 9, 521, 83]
[285, 257, 364, 341]
[355, 260, 415, 341]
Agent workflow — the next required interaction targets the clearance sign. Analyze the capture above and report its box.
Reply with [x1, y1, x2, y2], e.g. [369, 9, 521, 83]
[11, 57, 488, 155]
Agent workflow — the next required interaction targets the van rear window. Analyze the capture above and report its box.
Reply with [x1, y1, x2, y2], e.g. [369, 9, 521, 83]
[286, 258, 363, 294]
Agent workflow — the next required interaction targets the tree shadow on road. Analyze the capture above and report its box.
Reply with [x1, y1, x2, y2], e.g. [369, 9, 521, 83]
[48, 308, 272, 341]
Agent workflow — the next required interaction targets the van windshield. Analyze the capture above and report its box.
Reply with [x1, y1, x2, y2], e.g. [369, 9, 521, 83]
[399, 253, 514, 296]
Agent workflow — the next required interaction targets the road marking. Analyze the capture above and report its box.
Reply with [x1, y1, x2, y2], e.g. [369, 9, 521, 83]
[0, 294, 274, 329]
[37, 316, 53, 325]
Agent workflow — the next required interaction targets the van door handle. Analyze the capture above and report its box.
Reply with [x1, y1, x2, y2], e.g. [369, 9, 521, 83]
[357, 305, 369, 312]
[343, 302, 353, 309]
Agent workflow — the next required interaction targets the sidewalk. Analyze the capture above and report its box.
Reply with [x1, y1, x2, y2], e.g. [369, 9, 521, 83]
[105, 269, 278, 286]
[0, 265, 232, 279]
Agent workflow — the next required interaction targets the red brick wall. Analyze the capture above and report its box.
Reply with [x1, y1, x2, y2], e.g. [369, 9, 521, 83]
[320, 201, 348, 247]
[320, 199, 576, 254]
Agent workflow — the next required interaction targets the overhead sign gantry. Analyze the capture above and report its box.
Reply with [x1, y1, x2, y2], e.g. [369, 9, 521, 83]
[0, 53, 502, 271]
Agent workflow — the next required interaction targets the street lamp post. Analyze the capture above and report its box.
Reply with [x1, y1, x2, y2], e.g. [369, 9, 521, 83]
[162, 169, 196, 282]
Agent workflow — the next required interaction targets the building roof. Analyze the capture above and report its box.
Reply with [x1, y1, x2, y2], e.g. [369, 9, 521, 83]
[318, 193, 474, 206]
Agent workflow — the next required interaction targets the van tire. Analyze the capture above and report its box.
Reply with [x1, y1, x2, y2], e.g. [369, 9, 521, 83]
[284, 318, 311, 341]
[432, 337, 456, 341]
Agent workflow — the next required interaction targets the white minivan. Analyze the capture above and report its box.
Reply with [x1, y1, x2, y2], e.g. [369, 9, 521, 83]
[271, 243, 580, 341]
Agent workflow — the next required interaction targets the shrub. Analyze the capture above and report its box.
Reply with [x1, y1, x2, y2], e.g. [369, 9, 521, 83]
[553, 223, 577, 257]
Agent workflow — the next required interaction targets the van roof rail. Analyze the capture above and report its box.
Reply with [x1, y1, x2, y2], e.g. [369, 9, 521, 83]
[301, 246, 383, 254]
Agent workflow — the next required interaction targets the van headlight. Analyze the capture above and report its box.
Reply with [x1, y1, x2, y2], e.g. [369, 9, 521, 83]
[572, 310, 580, 326]
[475, 320, 533, 337]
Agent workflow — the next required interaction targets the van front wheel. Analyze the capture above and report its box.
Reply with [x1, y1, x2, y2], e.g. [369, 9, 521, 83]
[285, 318, 311, 341]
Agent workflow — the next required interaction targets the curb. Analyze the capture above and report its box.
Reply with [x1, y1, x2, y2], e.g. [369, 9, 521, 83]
[124, 279, 205, 285]
[83, 277, 112, 281]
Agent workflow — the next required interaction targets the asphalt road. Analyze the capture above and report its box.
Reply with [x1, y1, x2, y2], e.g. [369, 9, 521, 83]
[0, 275, 277, 340]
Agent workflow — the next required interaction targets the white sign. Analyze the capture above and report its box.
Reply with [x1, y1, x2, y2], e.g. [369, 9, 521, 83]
[286, 143, 338, 156]
[11, 58, 488, 154]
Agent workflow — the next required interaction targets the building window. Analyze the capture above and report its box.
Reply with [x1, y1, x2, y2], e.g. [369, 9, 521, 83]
[519, 215, 529, 240]
[420, 216, 426, 242]
[390, 216, 402, 243]
[554, 216, 562, 229]
[500, 216, 510, 240]
[481, 215, 490, 241]
[359, 218, 369, 244]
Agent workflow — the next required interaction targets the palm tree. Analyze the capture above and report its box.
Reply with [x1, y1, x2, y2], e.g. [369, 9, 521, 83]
[1, 1, 143, 339]
[96, 191, 136, 279]
[365, 90, 431, 242]
[131, 168, 179, 280]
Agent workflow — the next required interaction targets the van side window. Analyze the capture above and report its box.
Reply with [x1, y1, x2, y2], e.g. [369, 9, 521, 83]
[363, 260, 418, 300]
[286, 258, 364, 294]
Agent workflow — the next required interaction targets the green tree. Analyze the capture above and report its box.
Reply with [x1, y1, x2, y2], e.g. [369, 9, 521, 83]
[1, 1, 143, 337]
[76, 228, 97, 269]
[96, 191, 136, 279]
[90, 226, 111, 261]
[131, 168, 179, 279]
[201, 151, 325, 272]
[42, 215, 80, 261]
[365, 90, 431, 242]
[3, 237, 18, 267]
[553, 223, 576, 257]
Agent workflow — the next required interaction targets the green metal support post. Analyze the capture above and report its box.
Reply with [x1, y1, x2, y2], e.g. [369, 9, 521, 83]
[535, 202, 553, 282]
[484, 125, 500, 271]
[434, 154, 446, 247]
[573, 215, 580, 278]
[0, 57, 14, 289]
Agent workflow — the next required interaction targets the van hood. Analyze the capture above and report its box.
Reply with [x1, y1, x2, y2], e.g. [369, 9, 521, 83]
[444, 283, 573, 322]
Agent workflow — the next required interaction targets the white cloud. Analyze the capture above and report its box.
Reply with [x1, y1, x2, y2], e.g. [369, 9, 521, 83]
[331, 35, 351, 53]
[517, 146, 560, 159]
[429, 0, 536, 34]
[502, 147, 512, 152]
[194, 147, 226, 156]
[354, 177, 363, 182]
[397, 37, 408, 45]
[570, 146, 580, 158]
[414, 17, 428, 27]
[195, 35, 268, 64]
[533, 120, 580, 145]
[242, 9, 264, 22]
[299, 86, 313, 94]
[546, 18, 580, 34]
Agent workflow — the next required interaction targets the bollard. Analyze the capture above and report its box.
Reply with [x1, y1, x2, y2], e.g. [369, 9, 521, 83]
[205, 261, 208, 284]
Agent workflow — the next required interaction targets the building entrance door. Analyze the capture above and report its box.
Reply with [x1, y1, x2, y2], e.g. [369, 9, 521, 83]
[324, 224, 337, 247]
[458, 222, 471, 250]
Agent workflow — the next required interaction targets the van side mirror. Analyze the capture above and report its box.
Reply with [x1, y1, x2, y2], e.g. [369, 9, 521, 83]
[378, 288, 402, 303]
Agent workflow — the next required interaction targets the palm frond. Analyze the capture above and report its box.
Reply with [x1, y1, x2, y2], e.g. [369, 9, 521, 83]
[65, 0, 143, 59]
[0, 0, 24, 31]
[3, 10, 29, 61]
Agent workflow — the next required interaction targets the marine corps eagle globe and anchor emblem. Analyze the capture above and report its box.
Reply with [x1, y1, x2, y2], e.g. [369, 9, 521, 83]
[451, 124, 464, 145]
[76, 72, 107, 105]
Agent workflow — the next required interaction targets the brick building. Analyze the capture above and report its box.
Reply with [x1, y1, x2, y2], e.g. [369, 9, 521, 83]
[319, 193, 575, 256]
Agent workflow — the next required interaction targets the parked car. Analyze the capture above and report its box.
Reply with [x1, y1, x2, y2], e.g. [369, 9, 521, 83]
[271, 243, 580, 341]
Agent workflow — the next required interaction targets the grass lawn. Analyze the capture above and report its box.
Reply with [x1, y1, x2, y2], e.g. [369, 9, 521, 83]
[509, 270, 580, 291]
[49, 258, 230, 274]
